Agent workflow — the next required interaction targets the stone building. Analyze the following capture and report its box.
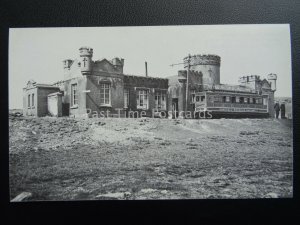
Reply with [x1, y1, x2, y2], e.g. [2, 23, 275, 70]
[23, 47, 168, 118]
[22, 47, 277, 118]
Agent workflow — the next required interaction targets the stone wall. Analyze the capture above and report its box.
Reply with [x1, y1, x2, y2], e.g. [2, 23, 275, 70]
[23, 88, 38, 116]
[124, 75, 168, 117]
[62, 76, 87, 117]
[86, 73, 124, 116]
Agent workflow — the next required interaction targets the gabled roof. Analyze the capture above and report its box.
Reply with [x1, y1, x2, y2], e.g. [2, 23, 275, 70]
[261, 79, 271, 89]
[94, 58, 112, 65]
[24, 80, 60, 90]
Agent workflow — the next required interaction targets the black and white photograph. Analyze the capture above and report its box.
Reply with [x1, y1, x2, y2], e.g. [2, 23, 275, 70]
[9, 24, 293, 201]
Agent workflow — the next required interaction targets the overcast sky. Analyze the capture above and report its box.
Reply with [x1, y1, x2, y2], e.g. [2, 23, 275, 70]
[9, 24, 292, 109]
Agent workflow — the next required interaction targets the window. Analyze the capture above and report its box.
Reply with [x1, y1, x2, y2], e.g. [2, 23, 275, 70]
[28, 94, 30, 107]
[213, 95, 221, 102]
[196, 96, 200, 102]
[236, 96, 240, 103]
[137, 90, 149, 110]
[191, 90, 195, 103]
[71, 83, 78, 106]
[226, 96, 230, 103]
[240, 97, 244, 103]
[155, 91, 166, 110]
[223, 96, 226, 103]
[124, 88, 129, 108]
[232, 96, 236, 103]
[200, 96, 205, 102]
[100, 83, 110, 105]
[244, 97, 248, 103]
[257, 98, 262, 104]
[32, 94, 34, 106]
[263, 98, 267, 105]
[249, 97, 253, 104]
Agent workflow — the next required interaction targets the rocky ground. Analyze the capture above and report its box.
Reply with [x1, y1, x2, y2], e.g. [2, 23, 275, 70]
[9, 112, 293, 200]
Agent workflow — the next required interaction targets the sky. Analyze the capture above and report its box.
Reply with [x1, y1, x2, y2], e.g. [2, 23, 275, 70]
[9, 24, 292, 109]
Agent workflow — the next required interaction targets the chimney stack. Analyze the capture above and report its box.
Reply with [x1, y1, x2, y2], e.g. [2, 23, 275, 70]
[145, 62, 148, 77]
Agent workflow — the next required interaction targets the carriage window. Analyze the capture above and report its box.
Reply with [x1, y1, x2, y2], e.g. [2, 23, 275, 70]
[232, 96, 236, 103]
[240, 97, 244, 103]
[226, 96, 230, 102]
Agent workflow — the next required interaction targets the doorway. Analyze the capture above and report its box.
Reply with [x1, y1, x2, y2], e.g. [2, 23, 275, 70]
[172, 98, 179, 119]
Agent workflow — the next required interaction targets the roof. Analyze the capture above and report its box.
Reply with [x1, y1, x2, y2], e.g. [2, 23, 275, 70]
[124, 74, 168, 81]
[206, 84, 257, 93]
[24, 80, 60, 90]
[48, 92, 63, 97]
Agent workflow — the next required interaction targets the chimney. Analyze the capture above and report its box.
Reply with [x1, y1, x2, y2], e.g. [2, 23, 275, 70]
[145, 62, 148, 77]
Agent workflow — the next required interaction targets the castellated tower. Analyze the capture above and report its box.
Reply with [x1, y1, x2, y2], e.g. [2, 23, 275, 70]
[79, 46, 93, 75]
[184, 54, 221, 86]
[267, 73, 277, 91]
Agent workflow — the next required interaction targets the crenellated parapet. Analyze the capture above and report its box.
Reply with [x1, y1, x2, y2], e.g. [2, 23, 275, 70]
[238, 75, 260, 84]
[183, 54, 221, 67]
[79, 46, 93, 57]
[124, 74, 168, 89]
[79, 46, 93, 75]
[267, 73, 277, 80]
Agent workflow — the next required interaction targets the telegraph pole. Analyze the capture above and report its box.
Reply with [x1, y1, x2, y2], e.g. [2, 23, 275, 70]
[170, 54, 192, 118]
[185, 54, 191, 118]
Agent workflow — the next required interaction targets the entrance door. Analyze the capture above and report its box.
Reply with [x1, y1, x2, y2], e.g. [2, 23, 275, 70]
[62, 103, 70, 116]
[172, 98, 179, 119]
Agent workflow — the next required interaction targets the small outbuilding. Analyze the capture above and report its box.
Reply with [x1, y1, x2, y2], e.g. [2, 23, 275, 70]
[47, 92, 63, 117]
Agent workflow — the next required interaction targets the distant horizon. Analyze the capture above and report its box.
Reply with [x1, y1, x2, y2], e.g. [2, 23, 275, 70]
[9, 25, 292, 109]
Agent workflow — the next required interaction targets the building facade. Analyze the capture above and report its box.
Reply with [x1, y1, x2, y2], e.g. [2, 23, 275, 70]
[23, 47, 168, 118]
[22, 47, 277, 119]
